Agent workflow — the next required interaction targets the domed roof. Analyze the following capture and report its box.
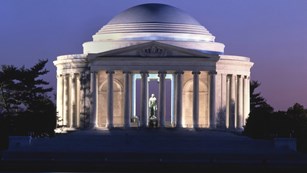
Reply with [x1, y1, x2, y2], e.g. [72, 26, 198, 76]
[108, 3, 201, 25]
[83, 3, 225, 55]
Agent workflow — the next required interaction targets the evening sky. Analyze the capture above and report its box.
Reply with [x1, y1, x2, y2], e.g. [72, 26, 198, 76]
[1, 0, 306, 111]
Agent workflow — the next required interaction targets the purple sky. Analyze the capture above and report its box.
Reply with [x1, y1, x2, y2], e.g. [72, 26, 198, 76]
[1, 0, 307, 111]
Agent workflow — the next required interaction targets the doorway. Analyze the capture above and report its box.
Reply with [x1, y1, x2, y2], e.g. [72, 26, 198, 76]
[132, 73, 174, 127]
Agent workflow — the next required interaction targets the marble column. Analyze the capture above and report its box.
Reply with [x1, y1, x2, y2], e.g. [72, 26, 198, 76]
[221, 74, 228, 129]
[79, 72, 86, 128]
[124, 71, 131, 128]
[56, 75, 63, 127]
[243, 76, 250, 127]
[75, 73, 81, 128]
[63, 74, 69, 126]
[69, 74, 75, 128]
[229, 75, 236, 129]
[237, 75, 243, 129]
[140, 71, 148, 128]
[176, 71, 183, 128]
[90, 72, 98, 128]
[226, 76, 230, 128]
[158, 71, 166, 128]
[209, 71, 217, 128]
[107, 70, 114, 129]
[192, 71, 200, 129]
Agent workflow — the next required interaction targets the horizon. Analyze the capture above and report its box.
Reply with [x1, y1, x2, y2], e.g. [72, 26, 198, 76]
[1, 0, 307, 111]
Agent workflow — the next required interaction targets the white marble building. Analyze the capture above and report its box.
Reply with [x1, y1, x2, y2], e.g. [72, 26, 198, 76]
[53, 3, 253, 130]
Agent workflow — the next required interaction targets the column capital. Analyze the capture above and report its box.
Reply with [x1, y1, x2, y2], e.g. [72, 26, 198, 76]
[106, 70, 114, 74]
[209, 71, 217, 75]
[175, 71, 184, 75]
[140, 71, 149, 77]
[192, 71, 200, 75]
[123, 71, 131, 74]
[158, 71, 167, 77]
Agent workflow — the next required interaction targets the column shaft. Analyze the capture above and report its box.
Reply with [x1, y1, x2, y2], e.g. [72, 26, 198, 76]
[75, 74, 81, 128]
[140, 72, 148, 127]
[124, 71, 131, 128]
[243, 76, 250, 127]
[90, 72, 98, 128]
[69, 73, 76, 128]
[237, 75, 243, 129]
[63, 74, 69, 126]
[79, 73, 86, 128]
[209, 71, 217, 128]
[158, 71, 166, 128]
[226, 76, 230, 128]
[107, 71, 114, 128]
[229, 75, 236, 129]
[176, 71, 183, 128]
[192, 71, 200, 128]
[56, 75, 63, 127]
[221, 74, 228, 129]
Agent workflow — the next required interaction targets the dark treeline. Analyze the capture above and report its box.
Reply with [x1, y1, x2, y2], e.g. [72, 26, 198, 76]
[0, 59, 56, 144]
[243, 81, 307, 152]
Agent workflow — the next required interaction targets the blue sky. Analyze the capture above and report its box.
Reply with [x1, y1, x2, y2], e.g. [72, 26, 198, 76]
[1, 0, 307, 111]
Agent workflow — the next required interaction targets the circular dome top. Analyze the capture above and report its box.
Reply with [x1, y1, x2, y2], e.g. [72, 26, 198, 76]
[108, 3, 201, 25]
[83, 3, 225, 55]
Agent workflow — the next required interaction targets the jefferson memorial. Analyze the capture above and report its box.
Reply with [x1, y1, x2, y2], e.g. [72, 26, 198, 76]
[54, 3, 253, 130]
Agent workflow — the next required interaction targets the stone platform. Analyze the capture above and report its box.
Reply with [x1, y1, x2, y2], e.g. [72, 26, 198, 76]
[1, 129, 307, 172]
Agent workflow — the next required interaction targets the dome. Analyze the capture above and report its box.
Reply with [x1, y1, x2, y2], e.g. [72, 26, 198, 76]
[108, 3, 201, 25]
[83, 3, 225, 54]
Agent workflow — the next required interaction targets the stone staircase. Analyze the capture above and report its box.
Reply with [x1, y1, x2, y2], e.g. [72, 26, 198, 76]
[1, 129, 306, 172]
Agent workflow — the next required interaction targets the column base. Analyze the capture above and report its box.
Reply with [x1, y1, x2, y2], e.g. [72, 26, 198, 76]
[107, 125, 114, 129]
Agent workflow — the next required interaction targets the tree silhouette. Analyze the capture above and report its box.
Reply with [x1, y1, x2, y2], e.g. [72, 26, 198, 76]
[0, 65, 22, 115]
[0, 60, 56, 136]
[250, 81, 269, 112]
[243, 81, 307, 152]
[243, 81, 274, 138]
[287, 103, 307, 152]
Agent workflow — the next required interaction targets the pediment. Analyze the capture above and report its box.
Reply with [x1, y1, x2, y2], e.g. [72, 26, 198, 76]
[89, 41, 216, 59]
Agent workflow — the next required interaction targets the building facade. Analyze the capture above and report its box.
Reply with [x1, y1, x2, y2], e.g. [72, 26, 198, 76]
[53, 3, 253, 130]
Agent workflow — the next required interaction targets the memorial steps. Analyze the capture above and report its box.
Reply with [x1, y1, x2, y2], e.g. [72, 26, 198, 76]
[1, 129, 306, 172]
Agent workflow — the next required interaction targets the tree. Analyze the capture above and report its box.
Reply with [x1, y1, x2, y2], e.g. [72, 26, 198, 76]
[250, 81, 269, 112]
[243, 81, 307, 152]
[287, 103, 307, 152]
[0, 60, 56, 136]
[270, 111, 291, 137]
[243, 81, 274, 138]
[0, 65, 23, 115]
[19, 60, 52, 110]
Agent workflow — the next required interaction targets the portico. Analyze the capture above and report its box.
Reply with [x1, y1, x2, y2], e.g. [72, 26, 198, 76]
[53, 3, 253, 131]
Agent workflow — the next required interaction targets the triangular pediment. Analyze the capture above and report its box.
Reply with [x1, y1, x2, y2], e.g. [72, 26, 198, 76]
[88, 41, 217, 59]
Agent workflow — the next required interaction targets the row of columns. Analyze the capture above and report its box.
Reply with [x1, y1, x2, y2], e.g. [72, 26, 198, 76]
[57, 71, 249, 130]
[90, 70, 217, 129]
[56, 73, 81, 128]
[227, 74, 250, 130]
